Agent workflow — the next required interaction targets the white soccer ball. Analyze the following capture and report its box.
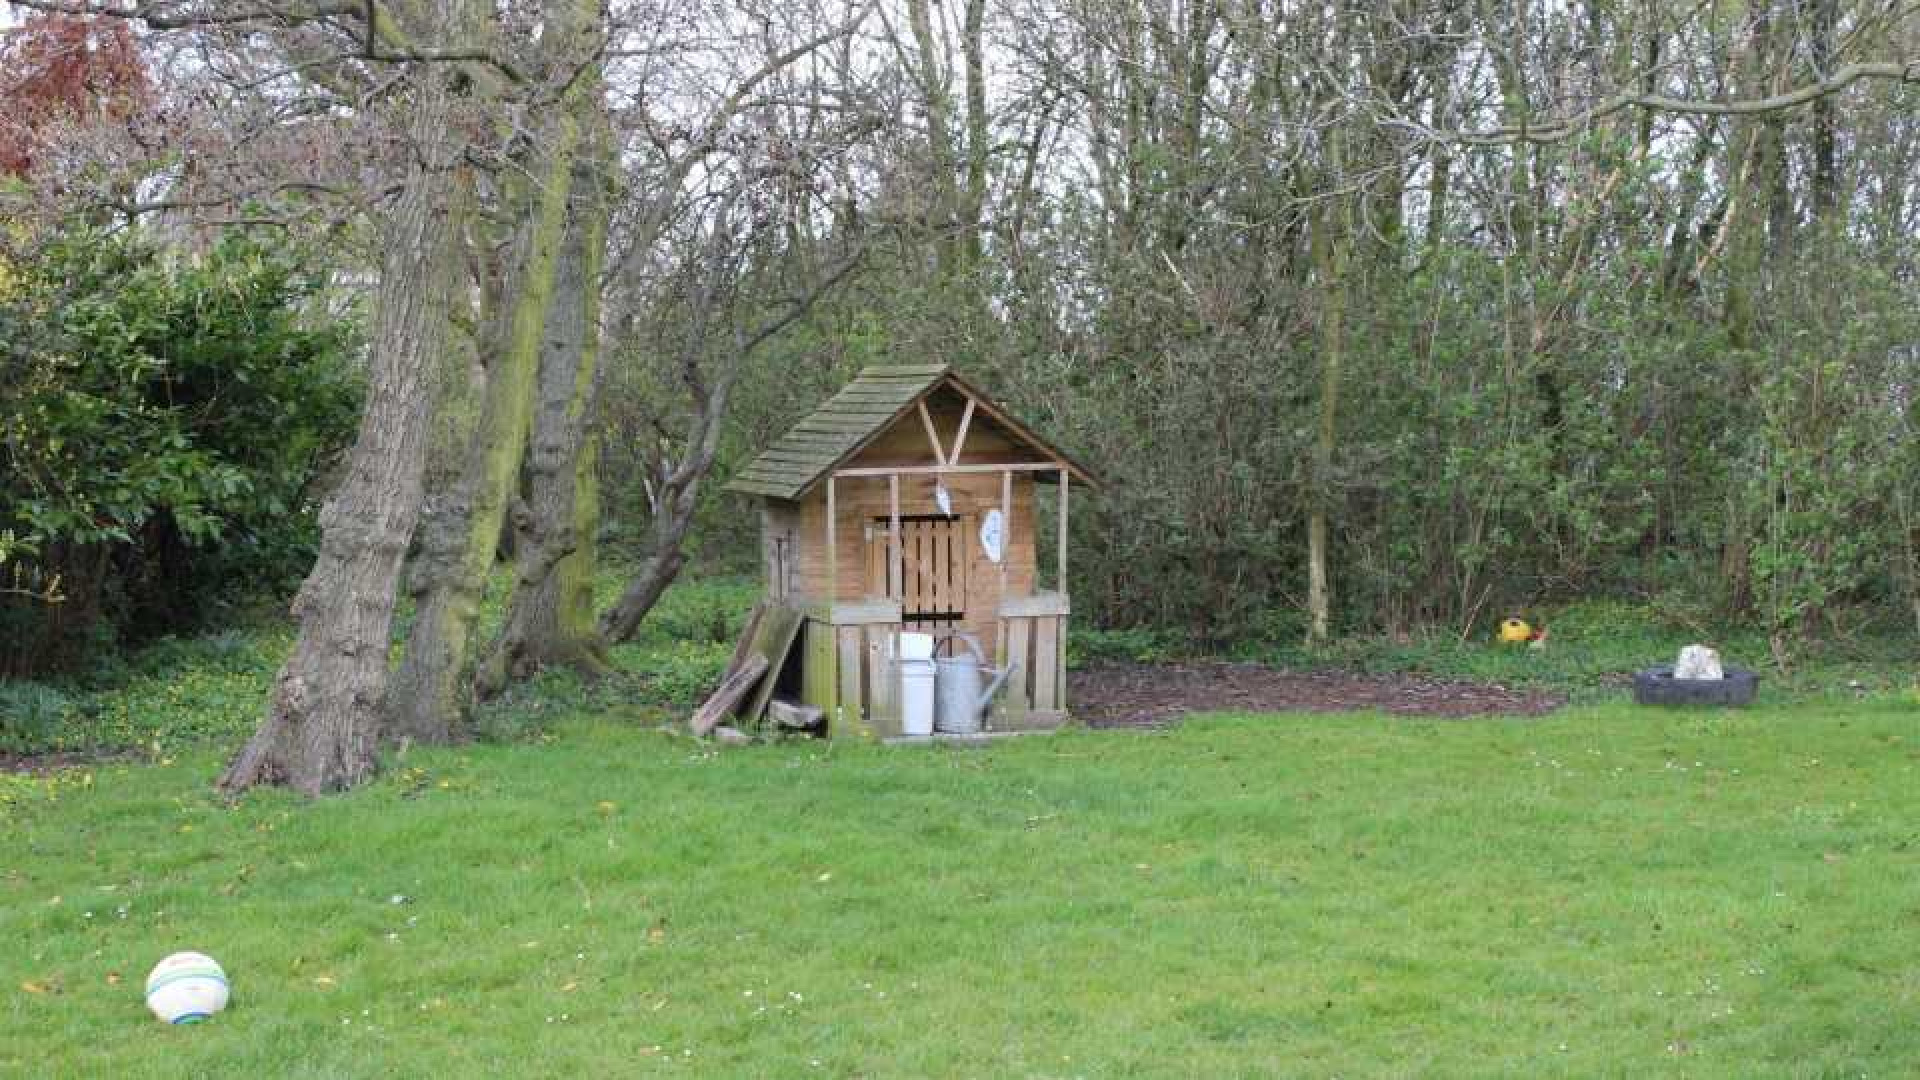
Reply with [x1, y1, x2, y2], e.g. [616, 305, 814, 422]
[144, 951, 229, 1025]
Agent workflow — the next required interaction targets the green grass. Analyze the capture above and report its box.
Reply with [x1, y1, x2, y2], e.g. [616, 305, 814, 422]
[7, 701, 1920, 1076]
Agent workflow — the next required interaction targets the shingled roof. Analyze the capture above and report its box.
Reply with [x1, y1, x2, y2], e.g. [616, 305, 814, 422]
[725, 363, 1094, 501]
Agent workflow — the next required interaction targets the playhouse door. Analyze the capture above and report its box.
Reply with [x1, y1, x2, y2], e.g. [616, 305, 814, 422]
[867, 515, 968, 631]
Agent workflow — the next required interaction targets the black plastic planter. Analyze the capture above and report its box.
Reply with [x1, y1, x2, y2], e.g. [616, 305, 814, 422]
[1632, 665, 1759, 707]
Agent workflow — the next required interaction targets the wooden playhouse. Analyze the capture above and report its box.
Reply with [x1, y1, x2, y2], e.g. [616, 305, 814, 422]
[723, 363, 1096, 738]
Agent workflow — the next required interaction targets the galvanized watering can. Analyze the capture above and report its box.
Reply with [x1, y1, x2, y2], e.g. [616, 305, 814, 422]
[933, 633, 1012, 735]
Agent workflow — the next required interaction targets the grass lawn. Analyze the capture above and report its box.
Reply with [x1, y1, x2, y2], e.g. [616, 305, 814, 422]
[6, 701, 1919, 1077]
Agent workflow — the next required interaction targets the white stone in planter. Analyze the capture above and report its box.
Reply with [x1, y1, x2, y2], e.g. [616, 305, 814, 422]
[1673, 644, 1724, 681]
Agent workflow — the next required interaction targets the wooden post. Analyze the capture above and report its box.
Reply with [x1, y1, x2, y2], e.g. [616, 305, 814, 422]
[950, 399, 975, 463]
[997, 468, 1012, 669]
[888, 473, 902, 600]
[1057, 468, 1069, 593]
[917, 401, 947, 464]
[826, 476, 837, 604]
[1000, 469, 1012, 596]
[1056, 469, 1071, 716]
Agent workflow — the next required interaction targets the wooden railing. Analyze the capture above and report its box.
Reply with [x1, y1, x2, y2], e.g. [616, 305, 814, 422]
[993, 592, 1069, 729]
[796, 592, 1071, 737]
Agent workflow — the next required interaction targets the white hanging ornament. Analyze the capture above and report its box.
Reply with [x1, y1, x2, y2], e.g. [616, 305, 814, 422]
[934, 483, 952, 517]
[980, 509, 1005, 564]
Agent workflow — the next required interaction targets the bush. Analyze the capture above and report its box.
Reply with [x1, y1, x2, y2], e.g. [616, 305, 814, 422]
[622, 578, 759, 646]
[1069, 626, 1191, 665]
[0, 226, 360, 675]
[0, 680, 72, 755]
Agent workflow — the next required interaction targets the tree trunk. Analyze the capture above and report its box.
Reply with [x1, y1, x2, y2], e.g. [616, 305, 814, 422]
[1305, 146, 1349, 646]
[480, 112, 614, 694]
[598, 470, 701, 644]
[220, 81, 472, 794]
[1807, 0, 1838, 223]
[385, 99, 582, 743]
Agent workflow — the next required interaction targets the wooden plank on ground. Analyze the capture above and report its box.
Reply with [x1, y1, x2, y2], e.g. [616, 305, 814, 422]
[767, 698, 825, 730]
[691, 653, 768, 736]
[739, 606, 804, 726]
[725, 601, 767, 675]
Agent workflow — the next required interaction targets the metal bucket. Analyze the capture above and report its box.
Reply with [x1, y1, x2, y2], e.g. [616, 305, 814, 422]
[933, 634, 1011, 734]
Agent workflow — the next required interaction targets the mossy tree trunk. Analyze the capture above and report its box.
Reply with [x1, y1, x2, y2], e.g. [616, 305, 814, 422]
[385, 4, 598, 742]
[220, 70, 475, 794]
[480, 102, 614, 694]
[384, 122, 581, 741]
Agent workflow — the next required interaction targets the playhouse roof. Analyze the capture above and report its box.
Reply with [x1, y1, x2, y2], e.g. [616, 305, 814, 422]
[725, 363, 1096, 500]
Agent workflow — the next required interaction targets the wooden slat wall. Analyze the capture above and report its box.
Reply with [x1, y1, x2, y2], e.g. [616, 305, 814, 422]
[990, 613, 1068, 731]
[797, 618, 907, 739]
[866, 627, 899, 736]
[887, 516, 965, 617]
[761, 500, 801, 601]
[802, 619, 836, 720]
[1032, 614, 1059, 711]
[836, 626, 865, 737]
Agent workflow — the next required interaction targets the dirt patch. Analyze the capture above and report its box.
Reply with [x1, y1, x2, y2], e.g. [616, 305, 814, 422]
[1069, 661, 1565, 728]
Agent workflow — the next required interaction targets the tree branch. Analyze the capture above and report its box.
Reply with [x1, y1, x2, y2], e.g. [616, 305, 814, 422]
[10, 0, 527, 83]
[1441, 59, 1919, 145]
[7, 0, 362, 29]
